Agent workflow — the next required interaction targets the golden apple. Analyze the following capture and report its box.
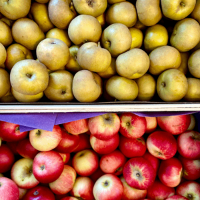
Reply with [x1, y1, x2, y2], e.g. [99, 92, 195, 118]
[0, 17, 14, 27]
[177, 52, 189, 75]
[0, 68, 10, 98]
[129, 28, 143, 49]
[35, 0, 49, 3]
[134, 19, 146, 30]
[5, 44, 33, 71]
[108, 0, 126, 4]
[184, 78, 200, 101]
[0, 43, 6, 67]
[96, 13, 106, 27]
[36, 38, 70, 71]
[116, 48, 150, 79]
[0, 89, 16, 103]
[0, 20, 13, 47]
[191, 0, 200, 23]
[188, 49, 200, 78]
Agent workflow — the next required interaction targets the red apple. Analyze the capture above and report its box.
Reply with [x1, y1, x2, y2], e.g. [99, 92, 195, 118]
[179, 155, 200, 181]
[123, 157, 156, 190]
[11, 158, 39, 189]
[145, 117, 157, 134]
[120, 176, 147, 200]
[29, 125, 62, 151]
[63, 118, 89, 135]
[147, 180, 175, 199]
[73, 133, 91, 152]
[0, 121, 28, 142]
[119, 135, 146, 158]
[6, 141, 19, 155]
[176, 181, 200, 200]
[158, 157, 183, 187]
[90, 133, 119, 154]
[88, 113, 120, 140]
[157, 115, 191, 135]
[72, 149, 99, 176]
[100, 150, 126, 175]
[33, 151, 64, 183]
[0, 177, 19, 200]
[60, 197, 79, 200]
[70, 176, 94, 200]
[143, 151, 160, 173]
[166, 195, 188, 200]
[0, 144, 15, 173]
[55, 128, 80, 153]
[90, 167, 105, 183]
[23, 185, 55, 200]
[16, 139, 38, 159]
[49, 165, 76, 195]
[119, 113, 146, 139]
[146, 131, 177, 160]
[58, 152, 70, 164]
[93, 174, 123, 200]
[177, 131, 200, 159]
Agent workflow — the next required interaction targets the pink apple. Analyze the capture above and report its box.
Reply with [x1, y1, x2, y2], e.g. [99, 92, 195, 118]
[119, 135, 146, 158]
[29, 125, 62, 151]
[72, 149, 99, 176]
[70, 176, 94, 200]
[93, 174, 123, 200]
[146, 131, 177, 160]
[157, 115, 191, 135]
[55, 128, 80, 153]
[18, 187, 27, 199]
[11, 158, 39, 189]
[177, 131, 200, 159]
[58, 152, 70, 164]
[179, 155, 200, 181]
[33, 151, 64, 183]
[0, 121, 28, 142]
[23, 185, 55, 200]
[158, 157, 183, 187]
[63, 118, 89, 135]
[166, 195, 188, 200]
[123, 157, 156, 190]
[49, 165, 76, 195]
[90, 133, 119, 154]
[16, 138, 38, 159]
[0, 144, 15, 173]
[88, 113, 120, 140]
[73, 133, 91, 152]
[100, 150, 126, 175]
[0, 177, 19, 200]
[143, 151, 160, 173]
[145, 117, 157, 134]
[119, 113, 146, 139]
[176, 181, 200, 200]
[120, 176, 147, 200]
[147, 180, 175, 199]
[6, 141, 19, 155]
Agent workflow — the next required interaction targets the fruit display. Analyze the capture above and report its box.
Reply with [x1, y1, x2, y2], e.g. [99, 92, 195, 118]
[0, 0, 200, 103]
[0, 113, 200, 199]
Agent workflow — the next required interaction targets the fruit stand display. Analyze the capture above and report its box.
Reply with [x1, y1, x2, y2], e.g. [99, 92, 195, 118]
[0, 0, 200, 200]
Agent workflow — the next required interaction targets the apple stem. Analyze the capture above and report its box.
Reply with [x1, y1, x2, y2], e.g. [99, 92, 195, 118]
[136, 173, 140, 177]
[15, 126, 20, 132]
[180, 2, 185, 7]
[36, 130, 41, 136]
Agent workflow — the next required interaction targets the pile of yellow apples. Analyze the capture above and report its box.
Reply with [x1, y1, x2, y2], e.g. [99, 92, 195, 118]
[0, 0, 200, 103]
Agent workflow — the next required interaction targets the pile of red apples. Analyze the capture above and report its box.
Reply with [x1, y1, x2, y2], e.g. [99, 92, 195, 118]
[0, 113, 200, 200]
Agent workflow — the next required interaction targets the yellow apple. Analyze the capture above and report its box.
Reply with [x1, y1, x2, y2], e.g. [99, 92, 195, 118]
[0, 43, 6, 67]
[177, 52, 189, 75]
[0, 89, 16, 103]
[0, 68, 10, 98]
[188, 49, 200, 78]
[0, 21, 13, 47]
[191, 0, 200, 23]
[129, 28, 143, 49]
[96, 13, 106, 27]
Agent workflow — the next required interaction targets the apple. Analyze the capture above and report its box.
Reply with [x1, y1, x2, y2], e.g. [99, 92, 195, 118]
[123, 157, 156, 190]
[166, 195, 188, 200]
[176, 181, 200, 200]
[119, 135, 146, 158]
[70, 177, 94, 200]
[0, 121, 28, 142]
[55, 128, 80, 153]
[11, 158, 39, 189]
[72, 149, 99, 176]
[177, 131, 200, 159]
[158, 157, 183, 187]
[88, 113, 120, 140]
[16, 138, 38, 159]
[18, 187, 27, 199]
[49, 165, 76, 195]
[157, 115, 191, 135]
[120, 176, 147, 200]
[60, 197, 79, 200]
[58, 152, 70, 164]
[73, 133, 91, 152]
[63, 118, 89, 135]
[145, 117, 157, 134]
[6, 141, 19, 155]
[179, 155, 200, 181]
[146, 130, 177, 160]
[29, 125, 62, 151]
[93, 174, 123, 200]
[188, 114, 196, 131]
[119, 113, 146, 139]
[0, 144, 15, 173]
[147, 180, 175, 200]
[90, 167, 105, 183]
[0, 177, 19, 200]
[100, 150, 126, 175]
[23, 185, 55, 200]
[33, 151, 64, 183]
[90, 133, 119, 154]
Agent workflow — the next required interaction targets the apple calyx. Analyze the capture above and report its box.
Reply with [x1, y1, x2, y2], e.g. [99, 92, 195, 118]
[103, 180, 109, 187]
[87, 0, 94, 7]
[61, 90, 66, 95]
[34, 190, 39, 196]
[40, 165, 45, 171]
[36, 130, 41, 136]
[161, 82, 166, 87]
[180, 2, 186, 7]
[187, 193, 193, 200]
[105, 40, 111, 47]
[26, 73, 32, 79]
